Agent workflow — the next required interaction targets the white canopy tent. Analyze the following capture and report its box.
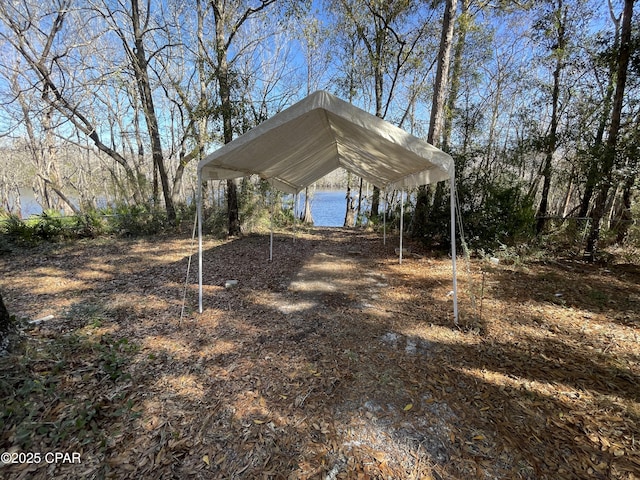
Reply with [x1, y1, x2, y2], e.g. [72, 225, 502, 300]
[196, 90, 458, 322]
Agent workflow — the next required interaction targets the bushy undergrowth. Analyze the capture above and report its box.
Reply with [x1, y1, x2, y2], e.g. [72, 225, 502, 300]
[0, 210, 85, 245]
[401, 178, 536, 253]
[0, 203, 198, 247]
[626, 196, 640, 248]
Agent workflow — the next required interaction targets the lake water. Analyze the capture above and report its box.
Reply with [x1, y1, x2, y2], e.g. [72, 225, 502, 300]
[293, 190, 372, 227]
[17, 188, 43, 218]
[298, 190, 346, 227]
[15, 188, 354, 227]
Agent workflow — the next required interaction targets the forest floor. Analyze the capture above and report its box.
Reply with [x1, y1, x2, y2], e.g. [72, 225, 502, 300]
[0, 227, 639, 479]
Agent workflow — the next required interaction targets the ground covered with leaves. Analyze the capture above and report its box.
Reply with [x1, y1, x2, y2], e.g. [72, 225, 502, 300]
[1, 228, 639, 479]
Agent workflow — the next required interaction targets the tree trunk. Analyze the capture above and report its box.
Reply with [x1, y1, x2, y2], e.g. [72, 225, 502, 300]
[560, 170, 574, 218]
[344, 188, 355, 227]
[301, 187, 314, 225]
[428, 0, 458, 147]
[344, 173, 355, 227]
[130, 0, 176, 224]
[355, 177, 364, 226]
[413, 0, 457, 234]
[370, 186, 380, 219]
[442, 0, 469, 154]
[578, 1, 620, 220]
[213, 0, 240, 236]
[0, 292, 12, 351]
[614, 172, 636, 244]
[585, 0, 634, 261]
[536, 0, 566, 235]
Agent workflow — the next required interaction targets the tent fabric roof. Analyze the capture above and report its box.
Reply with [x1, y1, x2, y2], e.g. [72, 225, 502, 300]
[198, 90, 454, 194]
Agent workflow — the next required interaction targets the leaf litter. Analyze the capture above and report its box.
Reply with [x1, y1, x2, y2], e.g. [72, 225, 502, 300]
[0, 229, 639, 479]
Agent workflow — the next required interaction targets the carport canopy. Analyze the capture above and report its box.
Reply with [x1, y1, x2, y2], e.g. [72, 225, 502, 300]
[198, 90, 454, 193]
[196, 90, 458, 322]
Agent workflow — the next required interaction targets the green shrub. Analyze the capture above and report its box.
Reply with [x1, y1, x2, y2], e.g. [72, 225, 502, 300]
[627, 194, 640, 247]
[33, 210, 66, 240]
[203, 207, 229, 237]
[273, 206, 295, 227]
[107, 204, 169, 236]
[72, 211, 106, 238]
[457, 179, 535, 251]
[0, 213, 36, 245]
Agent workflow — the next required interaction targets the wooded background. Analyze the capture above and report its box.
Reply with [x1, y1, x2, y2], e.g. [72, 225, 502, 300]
[0, 0, 637, 258]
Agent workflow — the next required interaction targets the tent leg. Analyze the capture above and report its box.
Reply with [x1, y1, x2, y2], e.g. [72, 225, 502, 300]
[293, 193, 297, 243]
[269, 193, 273, 262]
[450, 174, 459, 325]
[197, 170, 203, 314]
[399, 189, 404, 265]
[383, 188, 387, 246]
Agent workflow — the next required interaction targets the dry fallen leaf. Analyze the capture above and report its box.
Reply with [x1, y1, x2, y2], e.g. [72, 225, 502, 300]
[2, 230, 638, 480]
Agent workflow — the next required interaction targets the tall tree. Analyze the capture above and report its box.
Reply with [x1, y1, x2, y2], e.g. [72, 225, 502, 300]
[585, 0, 634, 260]
[428, 0, 458, 146]
[412, 0, 457, 239]
[442, 0, 470, 153]
[330, 0, 432, 218]
[535, 0, 569, 235]
[209, 0, 278, 236]
[100, 0, 177, 223]
[0, 0, 147, 205]
[578, 0, 628, 220]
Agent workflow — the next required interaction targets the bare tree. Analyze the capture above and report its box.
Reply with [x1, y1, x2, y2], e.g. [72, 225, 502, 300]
[0, 0, 147, 205]
[585, 0, 634, 260]
[330, 0, 435, 218]
[535, 0, 569, 235]
[208, 0, 279, 236]
[98, 0, 177, 223]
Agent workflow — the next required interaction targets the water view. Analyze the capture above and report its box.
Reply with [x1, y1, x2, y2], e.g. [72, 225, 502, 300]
[298, 190, 347, 227]
[15, 188, 356, 228]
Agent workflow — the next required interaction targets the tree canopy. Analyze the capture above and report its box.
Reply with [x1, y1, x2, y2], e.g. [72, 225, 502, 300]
[0, 0, 638, 255]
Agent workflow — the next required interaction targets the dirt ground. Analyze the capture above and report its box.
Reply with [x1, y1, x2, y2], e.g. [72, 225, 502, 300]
[1, 227, 639, 479]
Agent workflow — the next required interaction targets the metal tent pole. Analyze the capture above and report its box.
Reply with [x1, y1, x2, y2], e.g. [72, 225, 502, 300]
[383, 188, 387, 246]
[269, 192, 274, 262]
[399, 189, 404, 265]
[197, 169, 203, 314]
[450, 173, 459, 325]
[293, 193, 297, 243]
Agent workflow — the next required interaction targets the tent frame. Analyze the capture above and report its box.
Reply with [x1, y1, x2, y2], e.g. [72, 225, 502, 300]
[195, 91, 459, 323]
[197, 171, 459, 324]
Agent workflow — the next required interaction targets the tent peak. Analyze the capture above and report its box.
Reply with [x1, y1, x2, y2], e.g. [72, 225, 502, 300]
[198, 90, 454, 193]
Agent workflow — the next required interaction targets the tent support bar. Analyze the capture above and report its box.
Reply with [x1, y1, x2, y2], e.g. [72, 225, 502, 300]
[269, 193, 273, 262]
[399, 189, 404, 264]
[293, 193, 297, 243]
[383, 188, 386, 246]
[450, 173, 459, 324]
[197, 169, 203, 314]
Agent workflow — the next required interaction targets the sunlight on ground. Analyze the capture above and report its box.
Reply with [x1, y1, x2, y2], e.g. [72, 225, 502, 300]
[142, 336, 193, 360]
[1, 232, 638, 479]
[75, 264, 115, 281]
[25, 267, 89, 294]
[198, 339, 237, 357]
[154, 374, 205, 400]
